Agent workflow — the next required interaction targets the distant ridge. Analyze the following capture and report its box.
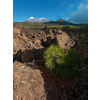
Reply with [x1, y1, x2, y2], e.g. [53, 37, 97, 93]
[44, 19, 87, 26]
[14, 17, 88, 27]
[44, 19, 77, 26]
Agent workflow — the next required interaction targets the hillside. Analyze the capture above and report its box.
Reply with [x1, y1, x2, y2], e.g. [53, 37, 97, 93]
[13, 19, 88, 28]
[44, 19, 87, 26]
[13, 26, 88, 100]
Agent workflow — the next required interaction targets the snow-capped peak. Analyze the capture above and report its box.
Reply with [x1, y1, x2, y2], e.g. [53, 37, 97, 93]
[23, 17, 51, 23]
[29, 17, 35, 19]
[39, 17, 45, 20]
[39, 17, 51, 22]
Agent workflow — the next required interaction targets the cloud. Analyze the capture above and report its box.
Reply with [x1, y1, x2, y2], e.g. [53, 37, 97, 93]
[69, 4, 75, 9]
[60, 1, 67, 7]
[66, 3, 88, 24]
[66, 17, 69, 20]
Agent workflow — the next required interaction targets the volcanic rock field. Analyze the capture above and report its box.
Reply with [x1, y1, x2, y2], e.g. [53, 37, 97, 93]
[13, 26, 88, 100]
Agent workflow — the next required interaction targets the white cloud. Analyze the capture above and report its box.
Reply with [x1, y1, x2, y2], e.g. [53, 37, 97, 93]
[66, 17, 69, 20]
[67, 3, 88, 24]
[69, 4, 75, 9]
[60, 1, 67, 7]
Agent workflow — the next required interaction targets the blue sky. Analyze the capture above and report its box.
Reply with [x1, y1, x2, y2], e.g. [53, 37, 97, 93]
[13, 0, 88, 23]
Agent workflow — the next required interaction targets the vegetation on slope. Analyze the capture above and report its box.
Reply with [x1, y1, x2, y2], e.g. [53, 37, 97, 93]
[13, 21, 88, 30]
[43, 44, 78, 77]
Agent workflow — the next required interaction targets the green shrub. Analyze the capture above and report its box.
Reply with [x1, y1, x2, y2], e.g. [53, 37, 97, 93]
[22, 24, 26, 28]
[13, 22, 21, 26]
[43, 44, 78, 77]
[13, 22, 18, 26]
[67, 48, 77, 67]
[62, 25, 70, 29]
[43, 44, 66, 69]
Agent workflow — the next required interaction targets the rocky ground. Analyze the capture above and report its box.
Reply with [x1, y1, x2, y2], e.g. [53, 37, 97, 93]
[13, 26, 88, 100]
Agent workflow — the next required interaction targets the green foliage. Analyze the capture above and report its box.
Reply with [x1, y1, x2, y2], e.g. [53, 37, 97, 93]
[67, 48, 77, 67]
[79, 25, 88, 30]
[43, 44, 78, 77]
[22, 24, 26, 28]
[43, 44, 66, 69]
[30, 27, 35, 29]
[62, 25, 70, 29]
[55, 65, 78, 77]
[13, 22, 21, 26]
[62, 25, 88, 30]
[13, 22, 17, 26]
[26, 22, 44, 27]
[13, 21, 87, 30]
[50, 25, 66, 28]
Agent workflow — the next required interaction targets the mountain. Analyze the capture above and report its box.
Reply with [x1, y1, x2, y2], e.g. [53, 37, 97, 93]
[44, 19, 76, 25]
[39, 18, 51, 23]
[23, 17, 51, 23]
[56, 19, 67, 22]
[44, 19, 87, 26]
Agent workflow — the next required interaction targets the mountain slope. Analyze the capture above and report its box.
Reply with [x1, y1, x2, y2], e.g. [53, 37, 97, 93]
[45, 19, 87, 26]
[23, 17, 51, 23]
[56, 19, 67, 22]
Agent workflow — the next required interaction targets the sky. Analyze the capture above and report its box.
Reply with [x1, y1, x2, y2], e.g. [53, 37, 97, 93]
[13, 0, 88, 24]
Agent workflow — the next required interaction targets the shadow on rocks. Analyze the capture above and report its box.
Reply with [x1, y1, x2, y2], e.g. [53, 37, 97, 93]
[13, 48, 75, 100]
[13, 42, 75, 100]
